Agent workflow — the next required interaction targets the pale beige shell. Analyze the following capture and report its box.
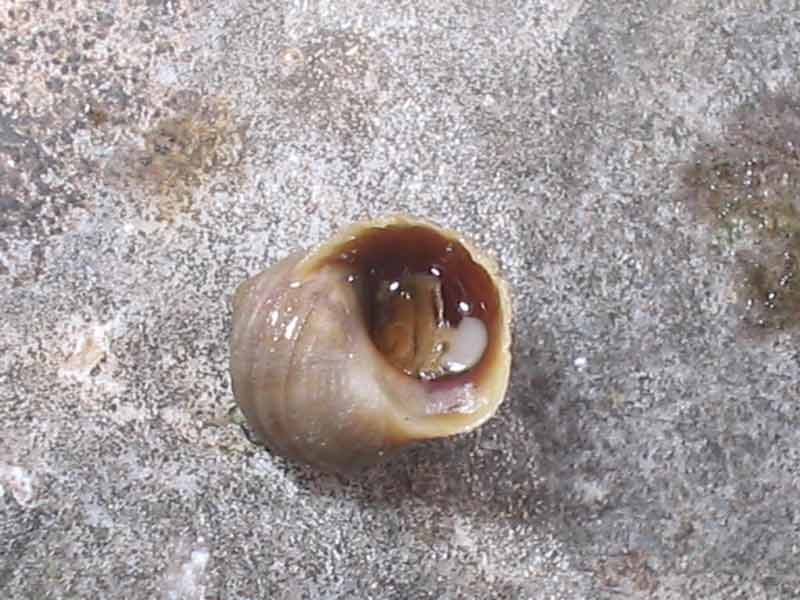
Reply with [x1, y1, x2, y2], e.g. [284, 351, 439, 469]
[229, 215, 512, 472]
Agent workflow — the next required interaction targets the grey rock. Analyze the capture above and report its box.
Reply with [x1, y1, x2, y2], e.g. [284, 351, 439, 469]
[1, 1, 799, 599]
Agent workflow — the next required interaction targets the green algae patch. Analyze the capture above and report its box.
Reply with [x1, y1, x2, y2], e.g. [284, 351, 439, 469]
[681, 94, 800, 334]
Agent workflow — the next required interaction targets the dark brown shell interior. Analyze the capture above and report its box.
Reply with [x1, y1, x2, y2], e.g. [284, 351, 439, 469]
[320, 223, 503, 387]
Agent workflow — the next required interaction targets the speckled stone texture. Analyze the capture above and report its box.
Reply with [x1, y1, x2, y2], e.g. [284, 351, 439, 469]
[1, 1, 799, 599]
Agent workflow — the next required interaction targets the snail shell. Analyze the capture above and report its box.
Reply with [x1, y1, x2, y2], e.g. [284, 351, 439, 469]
[229, 215, 512, 472]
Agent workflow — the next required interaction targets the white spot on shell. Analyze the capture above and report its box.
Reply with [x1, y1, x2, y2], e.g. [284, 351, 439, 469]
[441, 317, 487, 373]
[284, 316, 300, 340]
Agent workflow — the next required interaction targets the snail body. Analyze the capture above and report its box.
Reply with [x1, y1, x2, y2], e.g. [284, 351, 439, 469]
[229, 215, 512, 472]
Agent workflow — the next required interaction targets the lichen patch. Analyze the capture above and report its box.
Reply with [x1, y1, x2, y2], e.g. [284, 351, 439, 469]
[680, 93, 800, 336]
[107, 94, 245, 221]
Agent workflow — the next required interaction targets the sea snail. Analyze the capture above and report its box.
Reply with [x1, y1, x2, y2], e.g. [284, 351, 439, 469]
[229, 215, 512, 472]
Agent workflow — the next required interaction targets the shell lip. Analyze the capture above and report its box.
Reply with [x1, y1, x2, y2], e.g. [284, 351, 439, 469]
[296, 214, 505, 279]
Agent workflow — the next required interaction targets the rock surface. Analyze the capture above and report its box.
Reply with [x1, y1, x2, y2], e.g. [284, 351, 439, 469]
[1, 1, 799, 598]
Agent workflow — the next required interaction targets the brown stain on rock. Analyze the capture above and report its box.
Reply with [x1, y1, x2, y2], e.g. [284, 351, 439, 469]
[110, 93, 245, 221]
[87, 105, 109, 128]
[681, 93, 800, 335]
[594, 551, 659, 594]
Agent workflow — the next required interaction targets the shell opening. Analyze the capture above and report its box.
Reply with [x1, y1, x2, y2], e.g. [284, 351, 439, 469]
[319, 222, 501, 383]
